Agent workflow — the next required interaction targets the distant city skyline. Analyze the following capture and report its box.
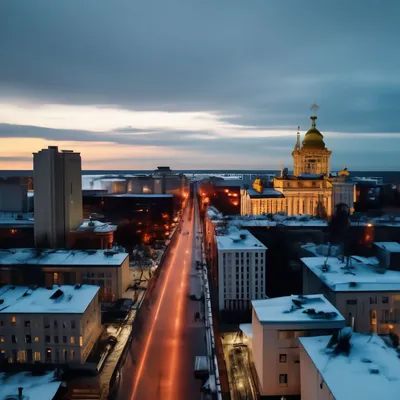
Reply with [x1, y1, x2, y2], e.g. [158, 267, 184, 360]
[1, 0, 400, 170]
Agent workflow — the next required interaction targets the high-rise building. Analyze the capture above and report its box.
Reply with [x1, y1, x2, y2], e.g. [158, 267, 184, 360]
[33, 146, 83, 248]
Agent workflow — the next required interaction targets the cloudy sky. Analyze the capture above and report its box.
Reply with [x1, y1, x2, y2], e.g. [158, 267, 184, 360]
[1, 0, 399, 170]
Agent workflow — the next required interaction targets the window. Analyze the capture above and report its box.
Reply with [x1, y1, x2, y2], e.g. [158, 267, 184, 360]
[34, 352, 41, 362]
[346, 299, 357, 305]
[45, 335, 51, 344]
[71, 350, 75, 361]
[381, 309, 389, 323]
[11, 335, 17, 344]
[63, 336, 67, 344]
[279, 354, 287, 363]
[71, 320, 76, 329]
[34, 337, 39, 343]
[0, 320, 3, 326]
[382, 297, 389, 304]
[24, 320, 31, 328]
[79, 336, 83, 346]
[46, 348, 52, 362]
[279, 374, 288, 385]
[54, 320, 58, 329]
[278, 331, 295, 340]
[25, 335, 32, 344]
[70, 336, 76, 344]
[54, 336, 59, 344]
[63, 321, 68, 329]
[369, 296, 377, 305]
[18, 350, 26, 363]
[44, 319, 50, 329]
[0, 336, 4, 343]
[10, 316, 16, 324]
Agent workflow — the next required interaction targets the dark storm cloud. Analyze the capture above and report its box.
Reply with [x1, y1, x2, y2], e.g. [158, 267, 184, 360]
[0, 0, 400, 168]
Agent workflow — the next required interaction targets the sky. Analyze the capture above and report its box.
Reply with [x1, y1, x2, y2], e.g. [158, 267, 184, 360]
[0, 0, 400, 171]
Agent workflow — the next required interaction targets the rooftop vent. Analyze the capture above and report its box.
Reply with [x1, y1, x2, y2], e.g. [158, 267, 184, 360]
[86, 250, 96, 255]
[50, 289, 64, 300]
[104, 250, 118, 257]
[0, 299, 3, 305]
[74, 283, 82, 290]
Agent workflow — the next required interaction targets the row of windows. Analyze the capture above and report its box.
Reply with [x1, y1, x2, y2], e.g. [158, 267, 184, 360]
[0, 335, 82, 346]
[0, 318, 78, 329]
[0, 348, 77, 363]
[347, 297, 390, 306]
[222, 252, 264, 259]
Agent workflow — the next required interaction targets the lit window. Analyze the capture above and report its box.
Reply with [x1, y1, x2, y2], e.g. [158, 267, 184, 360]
[79, 336, 83, 346]
[34, 337, 39, 343]
[34, 352, 41, 362]
[53, 272, 59, 285]
[10, 316, 16, 324]
[0, 336, 4, 343]
[70, 336, 75, 344]
[279, 354, 287, 363]
[18, 350, 26, 363]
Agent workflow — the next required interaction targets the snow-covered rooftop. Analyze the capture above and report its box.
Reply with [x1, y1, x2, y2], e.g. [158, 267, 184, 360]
[216, 230, 266, 251]
[0, 371, 61, 400]
[247, 188, 284, 198]
[0, 212, 34, 227]
[252, 294, 345, 325]
[0, 249, 128, 266]
[374, 241, 400, 253]
[76, 219, 117, 233]
[0, 284, 99, 314]
[239, 323, 253, 339]
[299, 332, 400, 400]
[97, 193, 173, 198]
[302, 256, 400, 292]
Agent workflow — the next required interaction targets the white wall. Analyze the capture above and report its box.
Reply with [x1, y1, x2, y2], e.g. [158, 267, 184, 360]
[218, 247, 266, 311]
[299, 344, 335, 400]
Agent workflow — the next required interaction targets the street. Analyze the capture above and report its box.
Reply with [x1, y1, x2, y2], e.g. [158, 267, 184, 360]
[114, 198, 207, 400]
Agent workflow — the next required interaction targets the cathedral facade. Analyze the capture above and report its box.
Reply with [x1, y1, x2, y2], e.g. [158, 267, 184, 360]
[240, 116, 355, 218]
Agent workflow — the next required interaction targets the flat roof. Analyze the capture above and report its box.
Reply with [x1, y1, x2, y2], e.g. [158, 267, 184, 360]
[0, 284, 99, 314]
[0, 212, 34, 227]
[216, 230, 267, 251]
[374, 241, 400, 253]
[247, 188, 284, 199]
[0, 371, 61, 400]
[76, 219, 117, 233]
[301, 256, 400, 292]
[299, 332, 400, 400]
[0, 249, 128, 267]
[252, 294, 345, 324]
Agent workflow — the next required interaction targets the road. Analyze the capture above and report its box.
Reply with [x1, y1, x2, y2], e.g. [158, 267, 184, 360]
[114, 198, 207, 400]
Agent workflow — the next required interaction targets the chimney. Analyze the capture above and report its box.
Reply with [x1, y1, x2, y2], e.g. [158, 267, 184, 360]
[18, 387, 23, 399]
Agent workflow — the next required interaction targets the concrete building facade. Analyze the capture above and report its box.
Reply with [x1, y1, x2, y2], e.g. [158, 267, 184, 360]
[0, 184, 28, 213]
[0, 249, 130, 302]
[246, 295, 345, 398]
[0, 285, 101, 365]
[302, 250, 400, 335]
[34, 146, 83, 248]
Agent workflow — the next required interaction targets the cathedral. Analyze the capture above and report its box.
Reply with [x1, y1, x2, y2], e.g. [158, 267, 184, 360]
[240, 115, 355, 218]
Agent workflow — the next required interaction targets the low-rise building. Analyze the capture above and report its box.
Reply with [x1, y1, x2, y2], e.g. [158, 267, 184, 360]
[0, 249, 130, 301]
[299, 330, 400, 400]
[68, 219, 117, 249]
[216, 230, 267, 311]
[0, 284, 101, 365]
[246, 294, 345, 398]
[302, 252, 400, 335]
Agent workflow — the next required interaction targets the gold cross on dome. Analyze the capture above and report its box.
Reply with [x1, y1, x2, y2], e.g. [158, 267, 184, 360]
[310, 104, 320, 113]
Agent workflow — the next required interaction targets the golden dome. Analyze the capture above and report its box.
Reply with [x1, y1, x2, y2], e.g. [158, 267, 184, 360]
[302, 116, 326, 149]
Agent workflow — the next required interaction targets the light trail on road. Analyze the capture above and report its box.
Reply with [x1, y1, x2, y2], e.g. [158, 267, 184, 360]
[130, 235, 181, 400]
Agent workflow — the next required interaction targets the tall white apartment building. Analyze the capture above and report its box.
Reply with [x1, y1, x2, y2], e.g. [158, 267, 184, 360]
[34, 146, 83, 248]
[0, 284, 101, 365]
[216, 230, 267, 311]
